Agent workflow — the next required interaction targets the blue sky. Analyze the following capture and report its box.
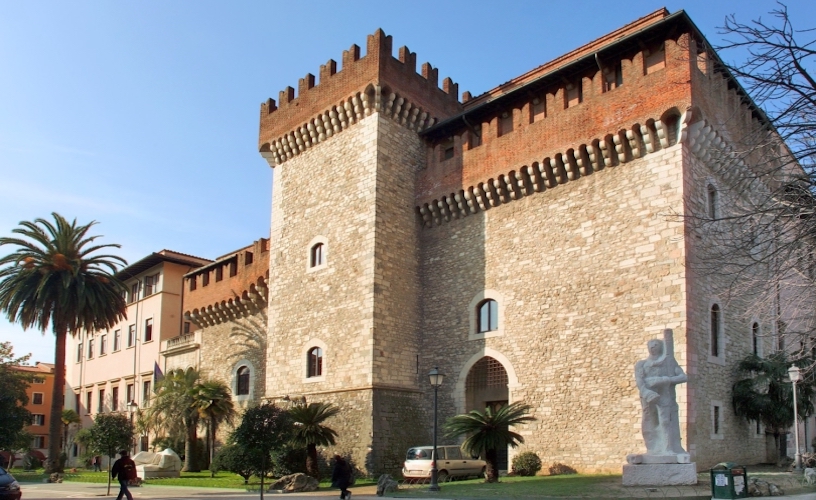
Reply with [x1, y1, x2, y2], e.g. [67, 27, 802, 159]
[1, 0, 813, 364]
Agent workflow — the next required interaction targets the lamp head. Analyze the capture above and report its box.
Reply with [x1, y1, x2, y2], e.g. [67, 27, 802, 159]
[428, 367, 445, 387]
[789, 365, 802, 383]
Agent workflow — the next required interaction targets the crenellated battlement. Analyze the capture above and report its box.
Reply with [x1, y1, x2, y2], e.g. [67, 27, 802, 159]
[259, 29, 463, 162]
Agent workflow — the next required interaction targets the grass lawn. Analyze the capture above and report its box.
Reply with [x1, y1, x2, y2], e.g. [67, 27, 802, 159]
[10, 468, 376, 490]
[390, 471, 816, 499]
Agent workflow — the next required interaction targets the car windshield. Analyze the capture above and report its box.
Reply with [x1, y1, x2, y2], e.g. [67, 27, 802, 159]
[406, 448, 431, 460]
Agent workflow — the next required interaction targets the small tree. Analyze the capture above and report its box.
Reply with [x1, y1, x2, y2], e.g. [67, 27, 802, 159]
[211, 444, 255, 484]
[60, 409, 80, 457]
[0, 342, 35, 452]
[444, 402, 536, 483]
[732, 352, 816, 460]
[231, 403, 292, 500]
[87, 413, 134, 495]
[288, 402, 339, 479]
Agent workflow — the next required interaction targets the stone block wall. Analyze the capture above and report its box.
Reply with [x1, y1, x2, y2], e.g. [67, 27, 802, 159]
[418, 142, 689, 473]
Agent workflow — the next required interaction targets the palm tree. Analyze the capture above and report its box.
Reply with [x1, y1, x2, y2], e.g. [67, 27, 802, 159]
[288, 402, 340, 479]
[444, 402, 536, 483]
[732, 352, 815, 461]
[147, 368, 201, 471]
[0, 213, 127, 472]
[61, 409, 81, 456]
[191, 379, 236, 473]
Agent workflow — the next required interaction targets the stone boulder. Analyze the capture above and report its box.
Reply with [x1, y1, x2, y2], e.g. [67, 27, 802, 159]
[46, 473, 63, 483]
[747, 477, 784, 497]
[269, 473, 319, 493]
[376, 474, 399, 496]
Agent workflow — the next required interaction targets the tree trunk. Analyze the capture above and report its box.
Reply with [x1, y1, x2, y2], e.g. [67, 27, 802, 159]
[485, 448, 499, 483]
[306, 443, 319, 479]
[46, 327, 67, 473]
[183, 422, 199, 472]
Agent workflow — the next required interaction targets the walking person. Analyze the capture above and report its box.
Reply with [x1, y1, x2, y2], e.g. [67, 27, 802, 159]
[331, 454, 353, 500]
[111, 450, 136, 500]
[92, 456, 101, 472]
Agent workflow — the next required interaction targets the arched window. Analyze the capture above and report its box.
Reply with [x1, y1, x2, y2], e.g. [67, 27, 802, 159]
[307, 347, 323, 378]
[707, 184, 718, 219]
[310, 243, 324, 268]
[752, 322, 759, 356]
[710, 304, 721, 356]
[477, 299, 499, 333]
[236, 366, 250, 396]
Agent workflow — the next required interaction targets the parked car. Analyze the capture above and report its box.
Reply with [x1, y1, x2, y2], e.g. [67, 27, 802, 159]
[0, 466, 21, 500]
[402, 445, 485, 481]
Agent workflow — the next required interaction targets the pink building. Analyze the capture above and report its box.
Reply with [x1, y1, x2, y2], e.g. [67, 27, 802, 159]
[65, 250, 210, 465]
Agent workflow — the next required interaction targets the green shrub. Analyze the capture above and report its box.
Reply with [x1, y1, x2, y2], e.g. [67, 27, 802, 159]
[23, 454, 42, 471]
[511, 451, 542, 476]
[548, 462, 577, 475]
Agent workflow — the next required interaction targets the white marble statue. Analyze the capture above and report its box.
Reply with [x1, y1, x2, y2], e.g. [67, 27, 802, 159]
[634, 329, 687, 457]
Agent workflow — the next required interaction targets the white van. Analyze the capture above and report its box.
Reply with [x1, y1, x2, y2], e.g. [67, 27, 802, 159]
[402, 445, 486, 481]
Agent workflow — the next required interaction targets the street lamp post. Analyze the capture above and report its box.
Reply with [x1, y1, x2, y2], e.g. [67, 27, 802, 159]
[428, 367, 445, 492]
[127, 400, 139, 454]
[788, 365, 803, 472]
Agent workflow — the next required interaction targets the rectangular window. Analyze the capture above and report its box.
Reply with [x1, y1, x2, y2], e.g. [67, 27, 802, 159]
[112, 387, 119, 412]
[215, 266, 223, 282]
[98, 389, 105, 413]
[32, 377, 45, 384]
[644, 42, 666, 74]
[229, 260, 238, 277]
[498, 112, 513, 137]
[144, 274, 158, 296]
[245, 251, 254, 265]
[604, 62, 623, 91]
[532, 97, 546, 122]
[130, 282, 139, 303]
[440, 137, 454, 161]
[86, 392, 92, 414]
[189, 276, 197, 291]
[468, 123, 482, 149]
[77, 343, 83, 363]
[144, 318, 153, 342]
[32, 436, 45, 449]
[113, 330, 121, 351]
[202, 272, 210, 287]
[126, 384, 134, 405]
[183, 322, 191, 334]
[100, 334, 107, 355]
[140, 435, 149, 452]
[32, 414, 45, 426]
[32, 393, 44, 405]
[128, 325, 136, 347]
[75, 393, 80, 414]
[87, 338, 94, 359]
[143, 381, 151, 403]
[566, 81, 582, 108]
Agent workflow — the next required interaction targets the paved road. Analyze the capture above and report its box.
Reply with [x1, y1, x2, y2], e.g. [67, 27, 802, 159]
[16, 482, 384, 500]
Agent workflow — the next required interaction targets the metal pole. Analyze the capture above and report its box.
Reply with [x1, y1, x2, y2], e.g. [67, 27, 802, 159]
[793, 379, 802, 471]
[429, 384, 440, 491]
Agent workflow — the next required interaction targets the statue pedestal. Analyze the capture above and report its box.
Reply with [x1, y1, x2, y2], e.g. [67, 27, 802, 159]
[622, 463, 698, 486]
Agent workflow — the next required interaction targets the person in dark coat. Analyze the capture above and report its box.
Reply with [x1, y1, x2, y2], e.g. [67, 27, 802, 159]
[111, 450, 136, 500]
[330, 454, 353, 500]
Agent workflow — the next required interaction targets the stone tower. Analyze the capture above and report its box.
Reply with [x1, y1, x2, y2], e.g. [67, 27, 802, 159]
[258, 30, 462, 474]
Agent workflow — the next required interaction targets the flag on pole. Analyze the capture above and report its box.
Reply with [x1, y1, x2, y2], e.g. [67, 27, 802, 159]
[153, 361, 164, 389]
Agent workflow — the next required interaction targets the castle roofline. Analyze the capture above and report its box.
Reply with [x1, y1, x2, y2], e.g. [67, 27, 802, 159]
[422, 9, 769, 140]
[117, 251, 212, 281]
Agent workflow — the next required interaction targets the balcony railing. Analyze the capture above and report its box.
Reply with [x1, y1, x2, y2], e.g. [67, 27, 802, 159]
[162, 332, 200, 353]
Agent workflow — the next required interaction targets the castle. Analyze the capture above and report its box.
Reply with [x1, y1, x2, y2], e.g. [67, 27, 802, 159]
[67, 8, 803, 475]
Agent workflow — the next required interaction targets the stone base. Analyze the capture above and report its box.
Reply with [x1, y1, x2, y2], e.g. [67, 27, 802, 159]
[622, 463, 698, 486]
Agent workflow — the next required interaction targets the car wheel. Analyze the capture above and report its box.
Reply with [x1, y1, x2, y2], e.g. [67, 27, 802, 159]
[438, 470, 449, 482]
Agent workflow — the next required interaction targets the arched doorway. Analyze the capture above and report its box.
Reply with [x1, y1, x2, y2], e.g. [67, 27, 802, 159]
[465, 356, 509, 470]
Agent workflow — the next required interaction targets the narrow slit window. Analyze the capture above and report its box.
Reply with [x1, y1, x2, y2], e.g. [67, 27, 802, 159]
[707, 185, 718, 219]
[710, 304, 721, 357]
[237, 366, 250, 395]
[752, 322, 759, 355]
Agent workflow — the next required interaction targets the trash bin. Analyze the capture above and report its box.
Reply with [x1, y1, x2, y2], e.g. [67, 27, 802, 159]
[710, 462, 748, 499]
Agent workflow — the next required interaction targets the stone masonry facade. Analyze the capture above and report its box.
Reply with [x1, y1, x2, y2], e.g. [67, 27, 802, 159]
[164, 8, 796, 477]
